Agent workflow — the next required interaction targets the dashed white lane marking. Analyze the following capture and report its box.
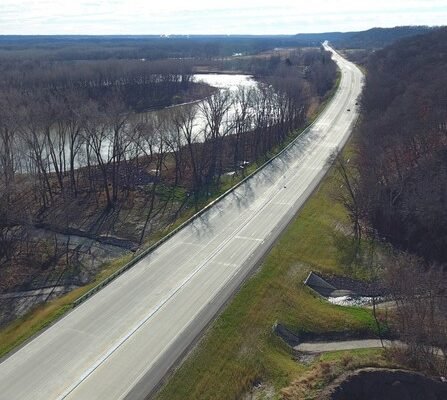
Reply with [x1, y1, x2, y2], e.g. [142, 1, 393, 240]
[234, 236, 263, 242]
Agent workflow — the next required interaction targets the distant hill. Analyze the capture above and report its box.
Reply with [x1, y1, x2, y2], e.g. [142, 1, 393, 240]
[0, 27, 440, 62]
[295, 26, 438, 48]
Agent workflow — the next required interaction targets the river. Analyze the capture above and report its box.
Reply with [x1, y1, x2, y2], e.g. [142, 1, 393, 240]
[125, 73, 259, 158]
[36, 73, 258, 172]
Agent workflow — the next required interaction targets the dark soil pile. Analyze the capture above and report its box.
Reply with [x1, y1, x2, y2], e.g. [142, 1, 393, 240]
[321, 368, 447, 400]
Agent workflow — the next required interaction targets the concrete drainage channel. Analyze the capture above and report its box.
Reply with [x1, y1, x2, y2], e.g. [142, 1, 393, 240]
[73, 118, 322, 308]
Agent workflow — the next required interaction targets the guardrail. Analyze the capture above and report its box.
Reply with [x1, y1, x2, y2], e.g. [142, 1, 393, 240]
[72, 95, 333, 307]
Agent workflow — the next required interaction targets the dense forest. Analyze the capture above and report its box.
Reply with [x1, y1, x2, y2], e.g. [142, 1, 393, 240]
[356, 27, 447, 263]
[0, 42, 336, 323]
[339, 27, 447, 372]
[0, 35, 324, 61]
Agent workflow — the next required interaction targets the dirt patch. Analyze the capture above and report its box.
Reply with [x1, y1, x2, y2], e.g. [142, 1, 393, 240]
[242, 381, 275, 400]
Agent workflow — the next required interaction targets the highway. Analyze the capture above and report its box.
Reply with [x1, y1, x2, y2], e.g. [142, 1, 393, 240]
[0, 44, 363, 400]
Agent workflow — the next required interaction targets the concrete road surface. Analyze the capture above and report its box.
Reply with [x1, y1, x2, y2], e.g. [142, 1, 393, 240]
[0, 44, 363, 400]
[295, 339, 394, 353]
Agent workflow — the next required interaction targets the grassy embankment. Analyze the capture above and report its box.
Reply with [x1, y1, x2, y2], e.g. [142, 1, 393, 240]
[155, 138, 386, 400]
[0, 71, 342, 360]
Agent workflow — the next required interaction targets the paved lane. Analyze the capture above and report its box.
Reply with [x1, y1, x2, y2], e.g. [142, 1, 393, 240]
[295, 340, 397, 353]
[0, 44, 363, 400]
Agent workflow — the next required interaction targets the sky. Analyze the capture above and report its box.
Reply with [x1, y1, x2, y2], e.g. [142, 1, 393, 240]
[0, 0, 445, 35]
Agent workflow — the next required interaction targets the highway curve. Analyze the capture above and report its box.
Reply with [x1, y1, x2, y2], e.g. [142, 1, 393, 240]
[0, 44, 363, 400]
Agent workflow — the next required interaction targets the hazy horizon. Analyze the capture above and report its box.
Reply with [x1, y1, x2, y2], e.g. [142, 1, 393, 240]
[1, 0, 446, 35]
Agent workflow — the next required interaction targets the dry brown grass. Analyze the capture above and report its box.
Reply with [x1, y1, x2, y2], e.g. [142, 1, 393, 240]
[281, 350, 394, 400]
